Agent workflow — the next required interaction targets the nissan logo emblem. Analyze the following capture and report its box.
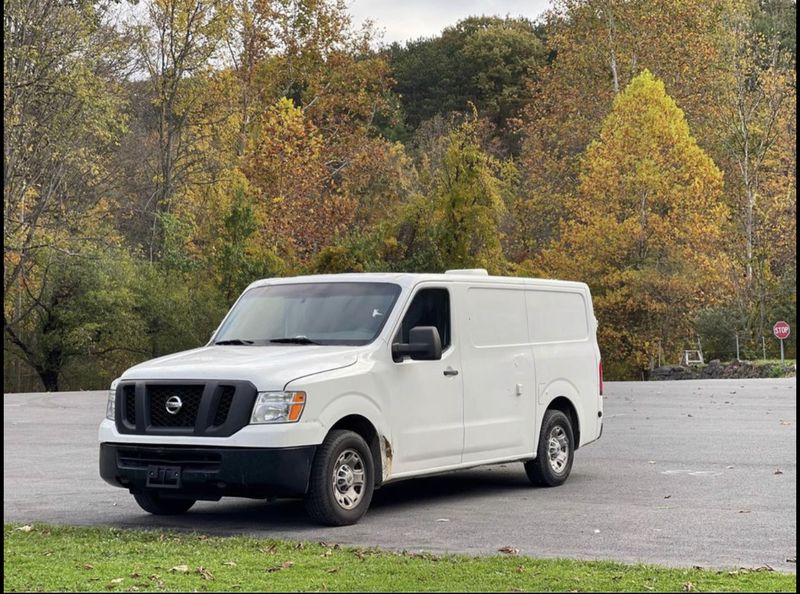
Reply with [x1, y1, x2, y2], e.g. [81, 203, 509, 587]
[165, 395, 183, 415]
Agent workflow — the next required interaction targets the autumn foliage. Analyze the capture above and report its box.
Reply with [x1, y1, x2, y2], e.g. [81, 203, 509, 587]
[533, 71, 729, 376]
[3, 0, 796, 390]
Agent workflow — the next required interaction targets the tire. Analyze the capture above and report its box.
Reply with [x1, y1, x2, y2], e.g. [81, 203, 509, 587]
[305, 430, 375, 526]
[525, 409, 575, 487]
[133, 491, 196, 515]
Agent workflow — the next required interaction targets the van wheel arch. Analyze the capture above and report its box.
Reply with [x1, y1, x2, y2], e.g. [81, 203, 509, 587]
[545, 396, 580, 449]
[328, 415, 384, 487]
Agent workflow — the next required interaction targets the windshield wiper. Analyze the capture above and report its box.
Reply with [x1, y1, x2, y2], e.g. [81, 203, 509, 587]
[214, 338, 254, 345]
[268, 337, 320, 345]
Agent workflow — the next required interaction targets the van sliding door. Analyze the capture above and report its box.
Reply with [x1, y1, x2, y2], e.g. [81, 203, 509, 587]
[459, 286, 536, 463]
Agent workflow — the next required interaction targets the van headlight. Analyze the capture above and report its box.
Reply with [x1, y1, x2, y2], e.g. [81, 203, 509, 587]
[251, 391, 306, 424]
[105, 380, 119, 420]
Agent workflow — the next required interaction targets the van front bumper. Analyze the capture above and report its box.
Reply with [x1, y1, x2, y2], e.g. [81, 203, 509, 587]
[99, 443, 317, 500]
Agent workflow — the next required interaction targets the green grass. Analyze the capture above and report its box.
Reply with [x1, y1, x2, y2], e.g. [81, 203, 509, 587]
[4, 524, 795, 592]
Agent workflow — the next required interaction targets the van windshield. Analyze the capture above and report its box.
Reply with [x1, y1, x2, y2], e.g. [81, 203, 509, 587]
[213, 282, 402, 346]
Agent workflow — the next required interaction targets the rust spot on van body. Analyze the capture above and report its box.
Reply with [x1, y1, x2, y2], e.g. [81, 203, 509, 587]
[381, 436, 393, 480]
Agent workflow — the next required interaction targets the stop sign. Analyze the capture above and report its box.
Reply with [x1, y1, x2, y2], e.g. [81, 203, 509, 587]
[773, 321, 791, 340]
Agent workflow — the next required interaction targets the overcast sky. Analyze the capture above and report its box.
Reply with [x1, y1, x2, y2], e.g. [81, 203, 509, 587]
[347, 0, 553, 45]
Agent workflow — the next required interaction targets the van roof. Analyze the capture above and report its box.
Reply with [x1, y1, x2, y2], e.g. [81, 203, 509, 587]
[247, 272, 590, 292]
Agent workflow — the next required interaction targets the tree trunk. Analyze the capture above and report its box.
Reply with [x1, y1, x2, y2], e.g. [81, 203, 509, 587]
[37, 367, 60, 392]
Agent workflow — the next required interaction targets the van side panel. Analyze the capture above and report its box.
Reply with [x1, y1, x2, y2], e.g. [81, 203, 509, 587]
[526, 288, 600, 447]
[459, 286, 536, 462]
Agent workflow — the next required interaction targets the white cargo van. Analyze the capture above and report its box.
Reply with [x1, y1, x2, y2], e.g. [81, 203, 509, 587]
[99, 270, 603, 525]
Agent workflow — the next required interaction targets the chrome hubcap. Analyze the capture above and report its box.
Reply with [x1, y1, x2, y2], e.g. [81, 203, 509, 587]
[547, 426, 569, 474]
[332, 449, 366, 509]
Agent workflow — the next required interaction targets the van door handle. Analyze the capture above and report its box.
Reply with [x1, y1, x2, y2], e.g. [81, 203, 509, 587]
[443, 367, 459, 377]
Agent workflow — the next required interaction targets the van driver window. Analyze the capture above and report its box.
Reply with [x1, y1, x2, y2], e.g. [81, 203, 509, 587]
[396, 288, 451, 349]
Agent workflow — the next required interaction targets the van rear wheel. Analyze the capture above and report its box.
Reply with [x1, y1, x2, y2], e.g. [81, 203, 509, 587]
[525, 409, 574, 487]
[133, 491, 196, 515]
[305, 430, 375, 526]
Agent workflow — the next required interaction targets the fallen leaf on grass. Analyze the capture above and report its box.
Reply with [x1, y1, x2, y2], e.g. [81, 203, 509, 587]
[497, 546, 519, 555]
[320, 549, 332, 557]
[294, 542, 305, 550]
[266, 561, 295, 573]
[170, 565, 189, 573]
[130, 572, 140, 578]
[16, 525, 34, 533]
[754, 564, 774, 572]
[108, 578, 124, 585]
[682, 581, 695, 592]
[515, 565, 526, 573]
[326, 568, 339, 574]
[222, 561, 237, 567]
[259, 544, 278, 554]
[197, 566, 214, 580]
[83, 564, 94, 570]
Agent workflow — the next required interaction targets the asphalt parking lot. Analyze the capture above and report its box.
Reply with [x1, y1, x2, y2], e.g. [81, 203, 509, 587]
[4, 378, 796, 571]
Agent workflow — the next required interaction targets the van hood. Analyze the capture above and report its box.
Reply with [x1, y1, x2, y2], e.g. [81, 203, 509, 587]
[120, 345, 360, 390]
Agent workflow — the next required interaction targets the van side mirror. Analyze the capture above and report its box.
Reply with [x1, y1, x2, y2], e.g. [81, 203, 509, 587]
[392, 326, 442, 362]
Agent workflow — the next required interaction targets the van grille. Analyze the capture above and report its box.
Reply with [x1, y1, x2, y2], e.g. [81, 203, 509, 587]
[213, 386, 236, 427]
[123, 385, 136, 425]
[115, 380, 257, 437]
[149, 385, 204, 427]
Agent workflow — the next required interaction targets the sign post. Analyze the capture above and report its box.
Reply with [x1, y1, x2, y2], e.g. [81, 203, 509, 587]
[773, 321, 791, 367]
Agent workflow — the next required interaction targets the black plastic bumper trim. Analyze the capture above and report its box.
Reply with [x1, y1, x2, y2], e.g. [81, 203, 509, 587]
[100, 443, 317, 499]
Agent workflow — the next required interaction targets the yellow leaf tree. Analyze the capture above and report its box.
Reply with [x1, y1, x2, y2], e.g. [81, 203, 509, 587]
[533, 70, 730, 378]
[513, 0, 733, 262]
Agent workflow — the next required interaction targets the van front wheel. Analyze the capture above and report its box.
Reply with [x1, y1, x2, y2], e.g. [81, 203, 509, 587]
[525, 409, 574, 487]
[305, 430, 375, 526]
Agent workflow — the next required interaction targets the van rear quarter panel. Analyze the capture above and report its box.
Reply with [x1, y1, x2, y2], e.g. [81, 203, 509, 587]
[526, 288, 600, 447]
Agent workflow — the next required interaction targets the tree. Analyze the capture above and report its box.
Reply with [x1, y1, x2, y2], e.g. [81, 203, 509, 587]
[514, 0, 733, 261]
[4, 0, 130, 388]
[4, 249, 145, 392]
[533, 71, 729, 378]
[389, 115, 512, 273]
[215, 185, 285, 301]
[711, 0, 796, 350]
[131, 0, 233, 260]
[389, 16, 547, 148]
